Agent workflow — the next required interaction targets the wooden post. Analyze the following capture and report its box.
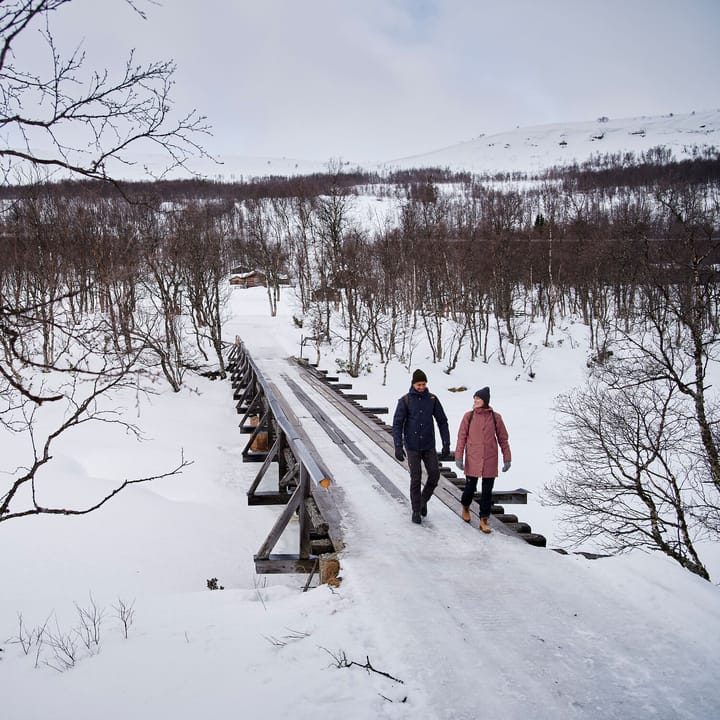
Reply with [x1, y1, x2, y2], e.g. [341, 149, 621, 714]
[298, 466, 312, 560]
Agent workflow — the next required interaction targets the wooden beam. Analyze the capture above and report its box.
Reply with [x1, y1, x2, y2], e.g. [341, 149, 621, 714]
[242, 452, 269, 463]
[304, 496, 329, 535]
[255, 479, 305, 560]
[247, 492, 291, 506]
[246, 434, 282, 496]
[298, 467, 312, 559]
[254, 555, 318, 574]
[491, 489, 530, 504]
[242, 407, 272, 458]
[311, 538, 334, 555]
[278, 461, 300, 490]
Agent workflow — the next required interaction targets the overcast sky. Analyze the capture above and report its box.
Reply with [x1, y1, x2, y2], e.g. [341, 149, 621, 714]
[41, 0, 720, 163]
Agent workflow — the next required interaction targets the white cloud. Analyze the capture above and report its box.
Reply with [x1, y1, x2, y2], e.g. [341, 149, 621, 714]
[18, 0, 720, 162]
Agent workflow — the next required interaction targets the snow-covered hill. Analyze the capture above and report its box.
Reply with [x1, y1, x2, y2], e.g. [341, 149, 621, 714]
[378, 108, 720, 176]
[109, 109, 720, 182]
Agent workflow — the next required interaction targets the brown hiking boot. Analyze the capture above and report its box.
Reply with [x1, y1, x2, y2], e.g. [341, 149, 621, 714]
[461, 506, 471, 523]
[479, 517, 491, 533]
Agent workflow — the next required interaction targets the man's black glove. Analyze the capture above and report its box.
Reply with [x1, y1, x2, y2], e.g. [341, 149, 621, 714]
[394, 446, 405, 462]
[441, 445, 451, 459]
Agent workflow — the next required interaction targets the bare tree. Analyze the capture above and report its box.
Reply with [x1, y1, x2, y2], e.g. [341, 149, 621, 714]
[0, 1, 206, 524]
[545, 374, 712, 580]
[176, 202, 235, 376]
[0, 0, 210, 183]
[545, 178, 720, 581]
[243, 198, 290, 318]
[0, 361, 192, 522]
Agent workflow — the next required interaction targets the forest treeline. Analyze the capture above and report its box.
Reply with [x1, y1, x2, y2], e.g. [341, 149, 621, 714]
[2, 152, 719, 578]
[1, 152, 718, 380]
[1, 145, 717, 203]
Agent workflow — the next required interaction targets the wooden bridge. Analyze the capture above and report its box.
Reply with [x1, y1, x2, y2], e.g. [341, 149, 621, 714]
[227, 338, 549, 585]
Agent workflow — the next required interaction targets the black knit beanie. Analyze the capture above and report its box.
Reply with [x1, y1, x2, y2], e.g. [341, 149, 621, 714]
[412, 369, 428, 384]
[474, 387, 491, 406]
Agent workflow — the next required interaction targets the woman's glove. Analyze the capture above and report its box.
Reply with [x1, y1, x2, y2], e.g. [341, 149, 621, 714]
[455, 458, 464, 471]
[502, 460, 511, 472]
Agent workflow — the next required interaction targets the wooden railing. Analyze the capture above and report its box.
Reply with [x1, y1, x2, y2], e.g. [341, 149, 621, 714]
[228, 339, 343, 585]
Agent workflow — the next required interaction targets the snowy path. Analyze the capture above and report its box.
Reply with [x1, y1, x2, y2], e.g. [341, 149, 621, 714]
[241, 336, 720, 720]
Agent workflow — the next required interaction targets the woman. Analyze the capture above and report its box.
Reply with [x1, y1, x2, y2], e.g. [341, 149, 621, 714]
[454, 386, 512, 533]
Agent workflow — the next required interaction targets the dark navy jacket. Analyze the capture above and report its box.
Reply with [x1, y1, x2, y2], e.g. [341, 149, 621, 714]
[392, 386, 451, 452]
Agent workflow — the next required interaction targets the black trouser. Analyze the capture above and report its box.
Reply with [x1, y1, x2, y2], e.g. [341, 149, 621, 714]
[406, 449, 440, 512]
[461, 476, 495, 518]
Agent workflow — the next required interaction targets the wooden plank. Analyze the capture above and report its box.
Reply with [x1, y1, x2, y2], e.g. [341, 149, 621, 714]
[310, 539, 334, 555]
[309, 485, 345, 554]
[247, 492, 291, 506]
[254, 555, 318, 574]
[443, 478, 528, 503]
[242, 452, 270, 463]
[304, 497, 329, 534]
[502, 521, 533, 534]
[298, 467, 312, 560]
[341, 393, 368, 400]
[491, 490, 529, 504]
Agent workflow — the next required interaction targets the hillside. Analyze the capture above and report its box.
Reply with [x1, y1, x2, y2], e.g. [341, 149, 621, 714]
[378, 109, 720, 176]
[95, 109, 720, 183]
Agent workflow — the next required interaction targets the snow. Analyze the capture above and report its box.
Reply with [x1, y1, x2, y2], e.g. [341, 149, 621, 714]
[103, 108, 720, 183]
[97, 109, 720, 183]
[379, 109, 720, 176]
[3, 285, 720, 720]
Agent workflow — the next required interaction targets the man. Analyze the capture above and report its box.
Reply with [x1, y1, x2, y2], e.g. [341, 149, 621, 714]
[454, 386, 511, 533]
[392, 369, 451, 524]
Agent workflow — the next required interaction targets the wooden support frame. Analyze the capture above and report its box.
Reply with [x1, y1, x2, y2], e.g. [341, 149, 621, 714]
[230, 339, 343, 578]
[246, 433, 282, 490]
[237, 388, 263, 427]
[254, 469, 308, 560]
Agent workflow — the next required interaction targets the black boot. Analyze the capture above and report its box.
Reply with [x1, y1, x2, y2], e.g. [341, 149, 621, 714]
[412, 511, 421, 524]
[420, 499, 428, 517]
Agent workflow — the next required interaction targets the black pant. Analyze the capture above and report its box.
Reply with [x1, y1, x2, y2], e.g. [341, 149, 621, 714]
[461, 476, 495, 518]
[406, 449, 440, 512]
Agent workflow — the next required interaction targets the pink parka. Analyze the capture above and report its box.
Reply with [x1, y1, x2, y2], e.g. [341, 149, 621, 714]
[455, 407, 511, 478]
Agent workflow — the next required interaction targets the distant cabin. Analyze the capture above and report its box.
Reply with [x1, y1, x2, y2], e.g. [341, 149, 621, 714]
[229, 270, 267, 288]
